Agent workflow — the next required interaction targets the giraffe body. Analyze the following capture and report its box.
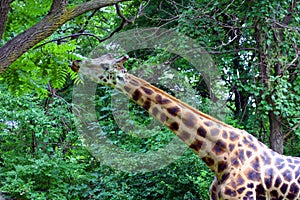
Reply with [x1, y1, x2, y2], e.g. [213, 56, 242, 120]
[72, 54, 300, 200]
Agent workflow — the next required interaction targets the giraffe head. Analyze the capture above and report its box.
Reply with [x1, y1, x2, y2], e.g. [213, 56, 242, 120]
[71, 54, 129, 86]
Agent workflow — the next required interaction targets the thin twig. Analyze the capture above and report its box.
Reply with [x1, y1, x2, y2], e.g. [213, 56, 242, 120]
[79, 8, 101, 32]
[284, 122, 300, 139]
[34, 3, 135, 49]
[286, 43, 299, 69]
[94, 3, 134, 43]
[208, 47, 257, 54]
[34, 33, 103, 49]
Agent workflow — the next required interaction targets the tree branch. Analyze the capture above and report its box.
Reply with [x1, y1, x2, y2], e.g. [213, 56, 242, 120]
[208, 47, 257, 54]
[34, 33, 104, 49]
[93, 3, 134, 43]
[115, 3, 131, 23]
[36, 3, 135, 50]
[79, 8, 101, 33]
[284, 122, 300, 139]
[0, 0, 129, 73]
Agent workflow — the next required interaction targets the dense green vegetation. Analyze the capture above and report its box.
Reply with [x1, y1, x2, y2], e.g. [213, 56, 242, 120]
[0, 0, 299, 199]
[0, 86, 213, 199]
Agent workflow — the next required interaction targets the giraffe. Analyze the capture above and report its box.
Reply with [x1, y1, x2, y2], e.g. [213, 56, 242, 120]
[71, 54, 300, 200]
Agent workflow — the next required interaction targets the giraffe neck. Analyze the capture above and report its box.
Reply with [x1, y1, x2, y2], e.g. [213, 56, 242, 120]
[74, 55, 300, 199]
[116, 73, 240, 178]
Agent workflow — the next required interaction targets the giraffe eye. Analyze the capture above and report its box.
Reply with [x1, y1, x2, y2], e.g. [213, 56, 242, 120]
[117, 75, 124, 82]
[101, 64, 110, 71]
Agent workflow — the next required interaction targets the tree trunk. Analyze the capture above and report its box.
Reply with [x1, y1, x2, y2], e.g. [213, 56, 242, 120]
[255, 23, 283, 154]
[0, 0, 11, 40]
[269, 111, 283, 154]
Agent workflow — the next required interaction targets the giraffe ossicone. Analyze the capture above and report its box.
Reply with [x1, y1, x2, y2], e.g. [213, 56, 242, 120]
[71, 54, 300, 200]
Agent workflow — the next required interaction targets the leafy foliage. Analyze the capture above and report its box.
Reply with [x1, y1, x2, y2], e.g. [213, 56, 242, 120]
[0, 86, 92, 199]
[3, 0, 50, 42]
[170, 0, 300, 152]
[0, 41, 81, 97]
[0, 86, 213, 199]
[0, 0, 299, 199]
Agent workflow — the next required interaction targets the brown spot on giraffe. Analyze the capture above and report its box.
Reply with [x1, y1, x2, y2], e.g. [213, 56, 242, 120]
[220, 172, 230, 182]
[142, 98, 151, 110]
[229, 144, 235, 151]
[280, 183, 289, 194]
[274, 176, 281, 187]
[141, 86, 154, 95]
[246, 150, 252, 158]
[160, 113, 168, 122]
[237, 186, 246, 194]
[270, 190, 279, 199]
[189, 140, 204, 151]
[231, 157, 240, 167]
[236, 175, 245, 186]
[243, 136, 250, 145]
[290, 182, 299, 196]
[203, 156, 215, 167]
[182, 111, 197, 127]
[132, 89, 142, 101]
[251, 157, 260, 171]
[255, 184, 266, 198]
[168, 122, 179, 131]
[204, 121, 213, 127]
[197, 126, 207, 138]
[229, 131, 239, 141]
[129, 79, 139, 86]
[261, 151, 271, 165]
[248, 143, 258, 151]
[222, 130, 228, 139]
[178, 131, 191, 141]
[212, 140, 227, 156]
[217, 161, 228, 173]
[246, 169, 260, 181]
[151, 107, 159, 117]
[124, 85, 131, 93]
[167, 106, 180, 117]
[224, 186, 237, 197]
[282, 169, 293, 182]
[264, 167, 275, 189]
[155, 94, 171, 104]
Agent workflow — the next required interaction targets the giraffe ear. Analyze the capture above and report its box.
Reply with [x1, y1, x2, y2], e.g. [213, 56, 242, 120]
[115, 55, 129, 65]
[115, 55, 129, 73]
[70, 60, 82, 72]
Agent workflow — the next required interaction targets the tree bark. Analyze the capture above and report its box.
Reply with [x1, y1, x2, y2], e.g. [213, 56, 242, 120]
[0, 0, 11, 40]
[269, 110, 283, 153]
[0, 0, 129, 73]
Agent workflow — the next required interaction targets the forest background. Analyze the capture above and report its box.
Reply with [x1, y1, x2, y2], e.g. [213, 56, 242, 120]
[0, 0, 299, 199]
